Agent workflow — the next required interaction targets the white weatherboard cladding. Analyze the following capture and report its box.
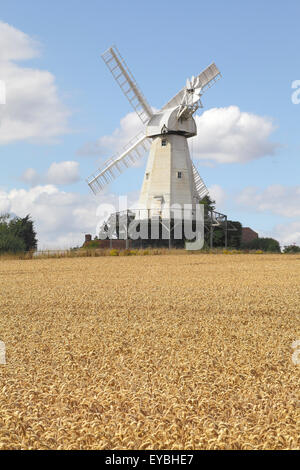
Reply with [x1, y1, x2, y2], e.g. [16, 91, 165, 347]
[138, 134, 196, 216]
[170, 135, 196, 207]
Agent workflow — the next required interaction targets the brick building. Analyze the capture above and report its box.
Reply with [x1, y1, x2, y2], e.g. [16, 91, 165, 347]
[241, 227, 258, 245]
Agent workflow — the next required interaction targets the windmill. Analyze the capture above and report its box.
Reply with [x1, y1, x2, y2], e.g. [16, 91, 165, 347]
[87, 45, 221, 241]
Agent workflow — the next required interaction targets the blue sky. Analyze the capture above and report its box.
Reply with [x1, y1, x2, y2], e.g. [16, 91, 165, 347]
[0, 0, 300, 248]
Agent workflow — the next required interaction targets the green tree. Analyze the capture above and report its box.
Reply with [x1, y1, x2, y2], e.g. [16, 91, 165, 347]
[0, 218, 26, 254]
[242, 237, 281, 252]
[208, 221, 243, 248]
[9, 214, 37, 251]
[0, 232, 26, 254]
[201, 195, 216, 247]
[283, 244, 300, 253]
[200, 195, 216, 216]
[0, 213, 37, 253]
[227, 221, 243, 248]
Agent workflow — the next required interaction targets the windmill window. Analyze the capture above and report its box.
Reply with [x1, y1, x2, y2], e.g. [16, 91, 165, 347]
[161, 139, 167, 147]
[177, 171, 182, 179]
[145, 173, 149, 180]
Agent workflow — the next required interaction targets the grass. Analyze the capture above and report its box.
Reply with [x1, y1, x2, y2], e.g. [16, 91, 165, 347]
[0, 253, 299, 449]
[0, 247, 285, 261]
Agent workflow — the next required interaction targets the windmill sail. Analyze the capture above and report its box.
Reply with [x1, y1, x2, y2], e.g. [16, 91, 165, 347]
[192, 162, 209, 200]
[162, 63, 221, 111]
[102, 46, 153, 124]
[87, 131, 151, 194]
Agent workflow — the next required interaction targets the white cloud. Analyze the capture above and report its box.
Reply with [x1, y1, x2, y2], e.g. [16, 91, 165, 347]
[21, 168, 39, 186]
[78, 111, 144, 156]
[237, 185, 300, 217]
[272, 221, 300, 246]
[208, 184, 226, 208]
[0, 21, 70, 144]
[0, 22, 40, 61]
[258, 221, 300, 247]
[191, 106, 278, 164]
[0, 185, 138, 249]
[0, 192, 11, 214]
[46, 161, 80, 185]
[21, 161, 80, 186]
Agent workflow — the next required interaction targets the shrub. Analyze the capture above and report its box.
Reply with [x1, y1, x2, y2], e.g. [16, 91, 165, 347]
[109, 249, 119, 256]
[85, 240, 101, 249]
[242, 237, 281, 253]
[283, 244, 300, 253]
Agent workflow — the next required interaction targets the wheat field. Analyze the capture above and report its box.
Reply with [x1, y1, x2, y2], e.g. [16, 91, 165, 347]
[0, 253, 299, 450]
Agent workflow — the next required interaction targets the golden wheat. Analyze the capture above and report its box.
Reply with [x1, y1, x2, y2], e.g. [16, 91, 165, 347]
[0, 254, 299, 450]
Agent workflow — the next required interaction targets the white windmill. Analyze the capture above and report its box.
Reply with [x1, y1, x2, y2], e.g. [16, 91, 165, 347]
[87, 45, 221, 236]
